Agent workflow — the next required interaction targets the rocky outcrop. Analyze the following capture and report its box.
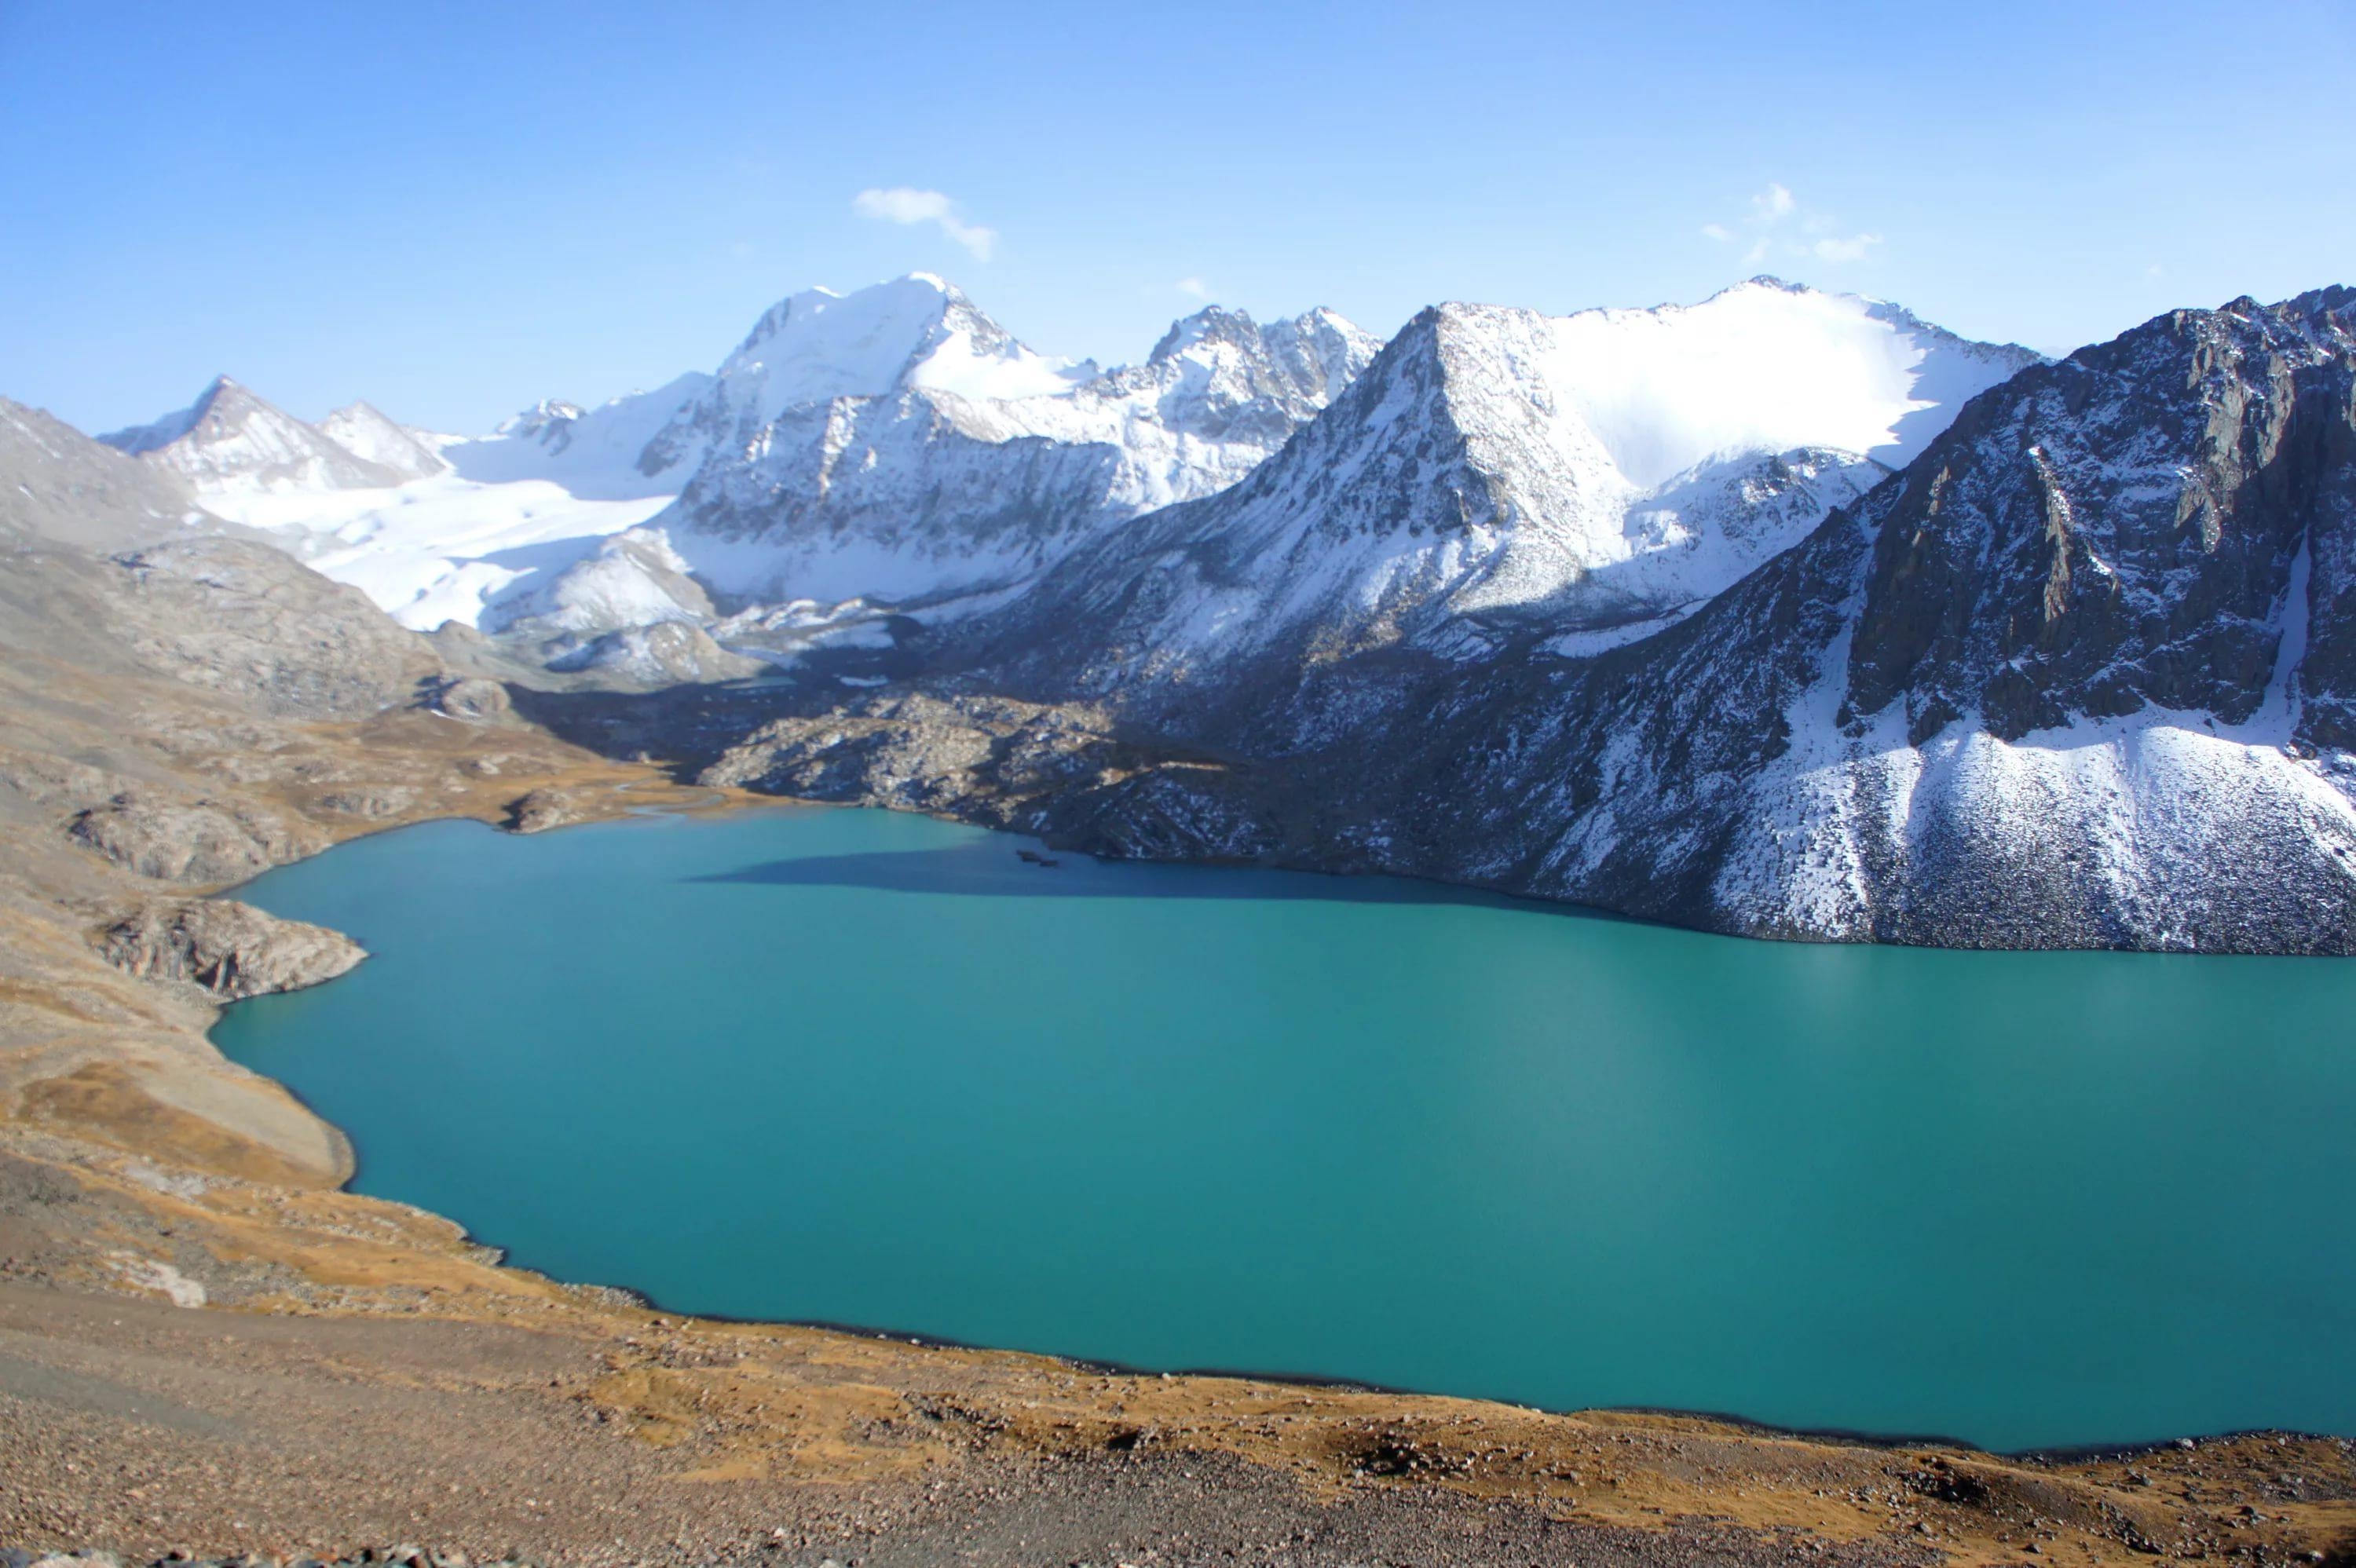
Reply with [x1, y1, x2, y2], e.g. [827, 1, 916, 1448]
[67, 791, 324, 886]
[482, 527, 717, 640]
[503, 788, 589, 834]
[425, 675, 516, 722]
[548, 620, 767, 686]
[98, 899, 365, 999]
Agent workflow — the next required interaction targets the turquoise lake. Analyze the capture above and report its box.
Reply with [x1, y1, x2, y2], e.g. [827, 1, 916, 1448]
[210, 804, 2356, 1453]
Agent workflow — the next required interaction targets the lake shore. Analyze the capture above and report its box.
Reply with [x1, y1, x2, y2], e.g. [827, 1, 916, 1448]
[4, 697, 2352, 1566]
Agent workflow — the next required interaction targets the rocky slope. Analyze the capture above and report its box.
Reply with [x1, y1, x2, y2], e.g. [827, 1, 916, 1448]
[2, 400, 210, 553]
[688, 287, 2356, 953]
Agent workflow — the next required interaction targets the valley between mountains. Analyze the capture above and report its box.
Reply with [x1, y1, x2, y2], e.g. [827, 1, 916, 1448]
[4, 273, 2355, 1565]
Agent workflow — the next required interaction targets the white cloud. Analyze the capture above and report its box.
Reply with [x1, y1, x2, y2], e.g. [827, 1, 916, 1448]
[1706, 183, 1881, 269]
[1176, 276, 1211, 300]
[852, 187, 998, 261]
[1811, 232, 1882, 262]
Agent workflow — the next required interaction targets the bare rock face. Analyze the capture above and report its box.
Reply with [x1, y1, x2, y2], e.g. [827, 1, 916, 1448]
[99, 898, 365, 999]
[1844, 287, 2356, 745]
[67, 791, 324, 885]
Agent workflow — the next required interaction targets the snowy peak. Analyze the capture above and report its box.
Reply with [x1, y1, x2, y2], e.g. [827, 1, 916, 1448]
[99, 377, 404, 495]
[1430, 279, 2043, 491]
[1136, 303, 1383, 415]
[657, 280, 1387, 605]
[1260, 307, 1387, 405]
[445, 373, 715, 498]
[494, 397, 586, 441]
[1148, 305, 1269, 363]
[97, 374, 236, 455]
[714, 273, 1085, 425]
[971, 282, 2043, 678]
[319, 401, 449, 481]
[1148, 303, 1379, 389]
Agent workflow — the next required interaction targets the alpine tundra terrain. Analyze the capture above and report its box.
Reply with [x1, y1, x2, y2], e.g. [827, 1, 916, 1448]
[6, 275, 2356, 1566]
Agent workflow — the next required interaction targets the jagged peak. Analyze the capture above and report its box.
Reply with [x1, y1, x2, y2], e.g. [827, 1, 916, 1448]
[496, 397, 585, 437]
[98, 374, 279, 454]
[696, 274, 1083, 420]
[1147, 303, 1378, 369]
[1148, 305, 1263, 364]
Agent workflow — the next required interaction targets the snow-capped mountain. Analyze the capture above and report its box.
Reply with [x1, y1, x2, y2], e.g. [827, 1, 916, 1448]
[704, 286, 2356, 953]
[655, 273, 1384, 606]
[642, 273, 1092, 470]
[109, 276, 1379, 643]
[100, 376, 406, 495]
[444, 373, 715, 496]
[317, 402, 449, 481]
[957, 279, 2039, 688]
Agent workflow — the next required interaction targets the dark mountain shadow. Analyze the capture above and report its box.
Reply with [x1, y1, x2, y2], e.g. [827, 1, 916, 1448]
[691, 840, 1570, 915]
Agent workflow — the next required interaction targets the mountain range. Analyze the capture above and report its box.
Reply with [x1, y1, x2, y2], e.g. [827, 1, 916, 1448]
[53, 272, 2356, 952]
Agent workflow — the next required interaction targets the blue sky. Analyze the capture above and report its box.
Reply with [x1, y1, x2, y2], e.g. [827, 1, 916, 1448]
[4, 0, 2351, 436]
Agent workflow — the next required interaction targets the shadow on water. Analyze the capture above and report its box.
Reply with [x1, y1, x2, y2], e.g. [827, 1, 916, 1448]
[690, 840, 1579, 916]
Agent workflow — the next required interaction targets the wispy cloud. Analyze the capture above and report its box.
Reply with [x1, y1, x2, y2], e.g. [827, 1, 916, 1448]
[1176, 276, 1211, 301]
[852, 188, 997, 261]
[1810, 233, 1882, 263]
[1703, 183, 1880, 268]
